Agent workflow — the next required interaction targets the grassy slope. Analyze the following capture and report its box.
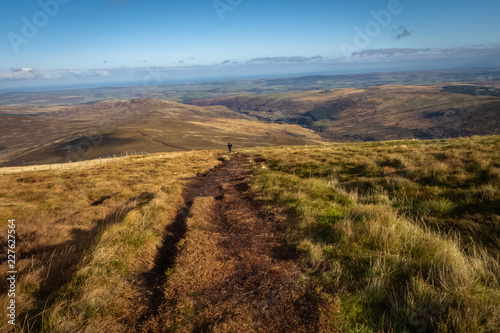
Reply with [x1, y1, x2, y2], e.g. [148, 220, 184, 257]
[0, 99, 323, 167]
[0, 151, 221, 332]
[248, 135, 500, 332]
[1, 136, 499, 332]
[191, 84, 500, 141]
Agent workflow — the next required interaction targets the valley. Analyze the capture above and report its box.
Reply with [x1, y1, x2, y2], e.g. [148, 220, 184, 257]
[191, 82, 500, 141]
[0, 99, 322, 167]
[1, 73, 499, 167]
[0, 70, 499, 332]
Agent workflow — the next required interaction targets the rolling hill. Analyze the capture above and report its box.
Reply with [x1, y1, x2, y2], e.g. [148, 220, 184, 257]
[190, 83, 500, 141]
[0, 99, 323, 166]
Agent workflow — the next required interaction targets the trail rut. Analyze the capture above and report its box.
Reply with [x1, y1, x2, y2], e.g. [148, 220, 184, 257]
[137, 154, 320, 332]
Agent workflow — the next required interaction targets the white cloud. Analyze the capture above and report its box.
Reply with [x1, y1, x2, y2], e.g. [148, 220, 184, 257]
[344, 45, 500, 63]
[246, 56, 324, 64]
[1, 46, 499, 84]
[0, 68, 113, 81]
[10, 67, 34, 73]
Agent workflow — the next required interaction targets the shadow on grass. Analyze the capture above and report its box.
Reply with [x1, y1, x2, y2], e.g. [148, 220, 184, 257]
[137, 199, 193, 325]
[136, 159, 228, 327]
[18, 192, 155, 332]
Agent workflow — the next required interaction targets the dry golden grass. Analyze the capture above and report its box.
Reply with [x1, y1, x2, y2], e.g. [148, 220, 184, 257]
[0, 98, 324, 167]
[0, 150, 221, 332]
[146, 196, 234, 332]
[248, 135, 500, 332]
[194, 83, 500, 142]
[2, 135, 499, 332]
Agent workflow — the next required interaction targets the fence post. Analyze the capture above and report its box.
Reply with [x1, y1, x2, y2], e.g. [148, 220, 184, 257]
[34, 168, 36, 176]
[100, 157, 102, 165]
[50, 164, 52, 171]
[21, 169, 23, 178]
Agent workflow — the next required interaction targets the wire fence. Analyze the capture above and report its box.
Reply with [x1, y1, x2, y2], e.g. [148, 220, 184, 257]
[0, 151, 150, 178]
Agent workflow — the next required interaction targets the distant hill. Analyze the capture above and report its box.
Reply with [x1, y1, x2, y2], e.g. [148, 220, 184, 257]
[2, 74, 500, 166]
[1, 67, 499, 106]
[190, 83, 500, 141]
[0, 99, 323, 166]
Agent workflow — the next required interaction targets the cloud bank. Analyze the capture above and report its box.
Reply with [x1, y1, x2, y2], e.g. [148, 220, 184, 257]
[1, 46, 499, 89]
[348, 45, 500, 61]
[0, 67, 111, 81]
[246, 56, 324, 64]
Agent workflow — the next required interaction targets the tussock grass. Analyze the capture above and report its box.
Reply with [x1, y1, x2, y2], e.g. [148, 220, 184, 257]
[249, 135, 500, 332]
[44, 191, 177, 332]
[2, 135, 499, 331]
[0, 151, 220, 332]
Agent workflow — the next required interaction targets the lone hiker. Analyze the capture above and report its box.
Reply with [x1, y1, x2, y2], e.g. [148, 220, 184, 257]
[228, 141, 233, 153]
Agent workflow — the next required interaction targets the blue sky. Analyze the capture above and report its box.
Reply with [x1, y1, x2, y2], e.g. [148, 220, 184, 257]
[1, 0, 499, 91]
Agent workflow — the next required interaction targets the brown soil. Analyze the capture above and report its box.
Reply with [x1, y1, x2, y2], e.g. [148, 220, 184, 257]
[136, 154, 320, 332]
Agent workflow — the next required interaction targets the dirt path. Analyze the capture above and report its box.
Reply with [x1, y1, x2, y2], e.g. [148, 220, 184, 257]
[136, 154, 319, 332]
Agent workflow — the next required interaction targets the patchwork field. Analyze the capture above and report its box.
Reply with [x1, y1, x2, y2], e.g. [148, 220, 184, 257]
[1, 68, 499, 106]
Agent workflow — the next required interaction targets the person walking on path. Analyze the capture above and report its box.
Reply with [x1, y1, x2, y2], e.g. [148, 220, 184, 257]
[228, 141, 233, 153]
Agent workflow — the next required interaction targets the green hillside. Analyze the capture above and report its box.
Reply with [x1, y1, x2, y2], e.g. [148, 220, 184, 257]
[1, 135, 499, 332]
[249, 135, 500, 332]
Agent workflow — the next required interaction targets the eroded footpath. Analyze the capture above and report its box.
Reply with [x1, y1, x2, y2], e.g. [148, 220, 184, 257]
[137, 154, 320, 332]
